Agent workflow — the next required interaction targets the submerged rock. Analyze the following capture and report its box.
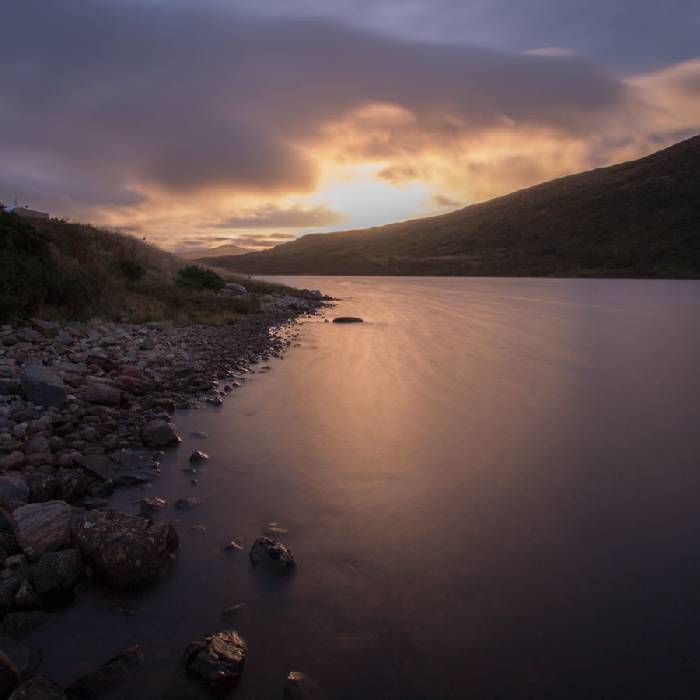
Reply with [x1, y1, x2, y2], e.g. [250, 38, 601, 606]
[184, 631, 247, 686]
[65, 645, 143, 699]
[8, 677, 66, 699]
[72, 510, 178, 587]
[174, 498, 201, 511]
[332, 317, 363, 323]
[188, 450, 208, 463]
[249, 537, 295, 571]
[283, 671, 327, 700]
[11, 501, 72, 561]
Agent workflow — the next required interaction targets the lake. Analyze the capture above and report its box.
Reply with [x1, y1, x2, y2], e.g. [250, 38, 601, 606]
[31, 277, 700, 698]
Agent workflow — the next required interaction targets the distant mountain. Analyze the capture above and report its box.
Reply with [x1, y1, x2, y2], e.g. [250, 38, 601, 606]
[179, 243, 248, 260]
[201, 135, 700, 278]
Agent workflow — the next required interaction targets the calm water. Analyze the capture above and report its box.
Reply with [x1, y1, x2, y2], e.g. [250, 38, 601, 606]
[31, 277, 700, 699]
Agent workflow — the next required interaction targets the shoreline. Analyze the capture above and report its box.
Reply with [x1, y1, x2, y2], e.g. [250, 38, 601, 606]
[0, 295, 328, 696]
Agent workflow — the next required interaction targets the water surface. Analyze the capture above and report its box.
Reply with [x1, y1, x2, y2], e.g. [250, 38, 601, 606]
[32, 277, 700, 698]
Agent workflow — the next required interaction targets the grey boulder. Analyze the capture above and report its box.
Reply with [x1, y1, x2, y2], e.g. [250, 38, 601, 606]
[19, 366, 66, 409]
[141, 420, 180, 448]
[11, 501, 72, 561]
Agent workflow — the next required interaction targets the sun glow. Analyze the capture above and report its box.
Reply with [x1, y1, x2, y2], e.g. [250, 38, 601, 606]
[305, 162, 432, 232]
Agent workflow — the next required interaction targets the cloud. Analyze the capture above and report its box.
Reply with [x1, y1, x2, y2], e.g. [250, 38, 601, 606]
[1, 0, 628, 217]
[213, 205, 345, 228]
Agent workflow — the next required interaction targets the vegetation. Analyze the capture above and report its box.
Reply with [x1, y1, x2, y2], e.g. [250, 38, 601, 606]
[208, 134, 700, 278]
[175, 265, 225, 291]
[0, 213, 297, 324]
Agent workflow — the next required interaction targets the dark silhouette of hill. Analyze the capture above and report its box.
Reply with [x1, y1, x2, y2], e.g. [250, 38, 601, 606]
[201, 135, 700, 277]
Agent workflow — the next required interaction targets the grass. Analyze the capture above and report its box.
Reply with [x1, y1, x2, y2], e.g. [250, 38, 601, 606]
[0, 212, 300, 325]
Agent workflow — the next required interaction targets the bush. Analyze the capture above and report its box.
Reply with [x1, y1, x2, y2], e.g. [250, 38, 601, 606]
[0, 213, 55, 322]
[175, 265, 224, 291]
[117, 259, 146, 282]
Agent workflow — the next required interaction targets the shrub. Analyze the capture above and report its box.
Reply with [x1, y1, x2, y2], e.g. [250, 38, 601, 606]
[117, 259, 146, 282]
[175, 265, 224, 291]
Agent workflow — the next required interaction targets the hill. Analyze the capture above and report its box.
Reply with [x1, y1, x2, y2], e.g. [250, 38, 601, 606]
[180, 242, 248, 260]
[205, 135, 700, 278]
[0, 213, 302, 324]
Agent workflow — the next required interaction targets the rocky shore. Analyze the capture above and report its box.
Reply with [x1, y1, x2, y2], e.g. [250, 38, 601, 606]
[0, 292, 329, 698]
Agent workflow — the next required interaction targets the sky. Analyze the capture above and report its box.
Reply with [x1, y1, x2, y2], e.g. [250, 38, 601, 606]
[1, 0, 699, 254]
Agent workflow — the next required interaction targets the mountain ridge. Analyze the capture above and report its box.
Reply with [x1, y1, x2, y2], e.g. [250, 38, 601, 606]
[201, 134, 700, 278]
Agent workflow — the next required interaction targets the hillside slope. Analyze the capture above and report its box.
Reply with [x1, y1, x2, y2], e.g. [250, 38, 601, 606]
[0, 214, 302, 323]
[206, 134, 700, 277]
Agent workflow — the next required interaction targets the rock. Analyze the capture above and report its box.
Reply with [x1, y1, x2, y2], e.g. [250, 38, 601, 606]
[183, 631, 247, 686]
[23, 436, 50, 455]
[57, 331, 74, 346]
[224, 537, 244, 551]
[19, 367, 66, 409]
[0, 650, 20, 699]
[65, 645, 143, 699]
[221, 283, 248, 296]
[332, 317, 363, 323]
[0, 453, 25, 471]
[33, 549, 83, 596]
[220, 603, 245, 621]
[190, 431, 208, 439]
[139, 338, 155, 351]
[72, 510, 179, 587]
[0, 639, 41, 683]
[24, 473, 58, 504]
[12, 582, 41, 610]
[0, 475, 29, 512]
[8, 677, 66, 699]
[0, 613, 51, 639]
[138, 497, 167, 517]
[0, 580, 21, 617]
[283, 671, 327, 700]
[84, 383, 121, 406]
[11, 501, 72, 561]
[28, 320, 59, 339]
[188, 450, 208, 463]
[1, 336, 17, 348]
[174, 498, 200, 511]
[74, 454, 153, 487]
[249, 537, 295, 571]
[141, 420, 180, 448]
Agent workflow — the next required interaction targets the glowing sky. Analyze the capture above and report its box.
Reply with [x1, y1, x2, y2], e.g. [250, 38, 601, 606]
[1, 0, 699, 253]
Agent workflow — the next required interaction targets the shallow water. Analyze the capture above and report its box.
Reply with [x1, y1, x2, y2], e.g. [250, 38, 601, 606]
[29, 277, 700, 698]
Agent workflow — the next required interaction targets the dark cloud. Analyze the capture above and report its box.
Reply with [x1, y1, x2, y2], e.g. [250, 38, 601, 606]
[213, 205, 345, 228]
[0, 0, 631, 216]
[235, 0, 700, 72]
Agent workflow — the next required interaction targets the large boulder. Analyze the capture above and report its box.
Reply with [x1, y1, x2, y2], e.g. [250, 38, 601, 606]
[11, 502, 72, 561]
[184, 631, 247, 686]
[141, 420, 180, 448]
[72, 510, 178, 587]
[19, 367, 66, 409]
[33, 549, 83, 596]
[0, 475, 29, 512]
[249, 537, 295, 571]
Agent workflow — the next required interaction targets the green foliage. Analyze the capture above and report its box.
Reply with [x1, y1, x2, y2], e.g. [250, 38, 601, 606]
[175, 265, 225, 290]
